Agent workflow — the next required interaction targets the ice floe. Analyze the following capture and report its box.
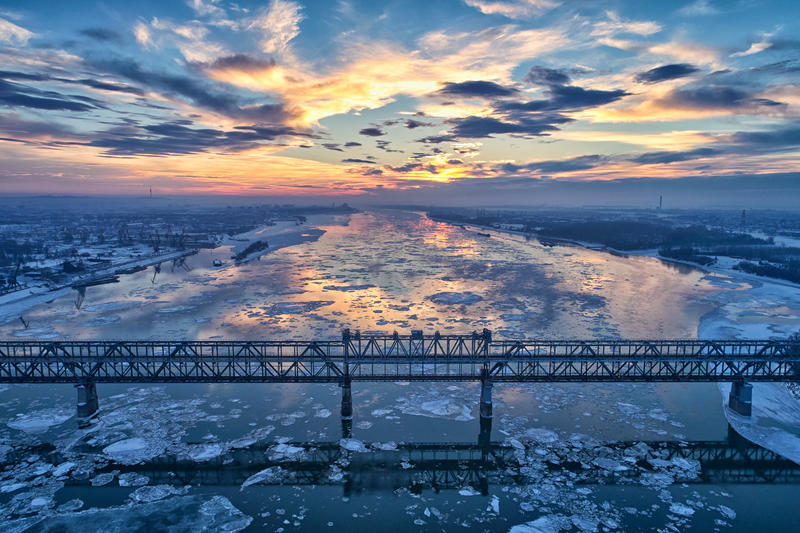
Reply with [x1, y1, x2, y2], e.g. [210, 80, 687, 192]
[15, 495, 251, 532]
[103, 438, 147, 456]
[7, 409, 72, 434]
[339, 438, 368, 452]
[427, 292, 483, 305]
[187, 443, 224, 462]
[242, 466, 284, 488]
[267, 442, 306, 462]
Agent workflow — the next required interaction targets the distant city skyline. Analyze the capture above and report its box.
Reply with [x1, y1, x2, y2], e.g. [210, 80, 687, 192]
[1, 0, 799, 204]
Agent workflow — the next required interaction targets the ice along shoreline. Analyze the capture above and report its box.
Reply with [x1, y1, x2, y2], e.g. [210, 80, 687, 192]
[0, 214, 348, 328]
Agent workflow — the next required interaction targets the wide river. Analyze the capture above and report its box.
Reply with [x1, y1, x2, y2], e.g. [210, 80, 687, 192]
[1, 209, 799, 532]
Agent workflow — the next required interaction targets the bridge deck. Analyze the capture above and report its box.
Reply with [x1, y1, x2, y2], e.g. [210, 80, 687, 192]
[0, 332, 798, 383]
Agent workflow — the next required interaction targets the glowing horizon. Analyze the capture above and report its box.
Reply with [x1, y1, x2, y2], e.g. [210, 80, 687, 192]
[0, 0, 798, 203]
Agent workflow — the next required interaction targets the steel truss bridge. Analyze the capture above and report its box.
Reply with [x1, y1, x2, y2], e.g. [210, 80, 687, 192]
[1, 331, 798, 421]
[1, 331, 798, 383]
[53, 437, 800, 492]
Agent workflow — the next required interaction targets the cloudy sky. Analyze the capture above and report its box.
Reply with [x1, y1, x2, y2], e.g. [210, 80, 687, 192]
[1, 0, 798, 203]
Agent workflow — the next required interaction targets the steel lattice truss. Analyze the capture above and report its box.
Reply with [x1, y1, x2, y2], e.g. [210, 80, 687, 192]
[53, 440, 800, 489]
[0, 332, 798, 383]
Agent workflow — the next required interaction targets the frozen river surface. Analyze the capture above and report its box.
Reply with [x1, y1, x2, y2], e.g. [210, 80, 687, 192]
[1, 210, 800, 532]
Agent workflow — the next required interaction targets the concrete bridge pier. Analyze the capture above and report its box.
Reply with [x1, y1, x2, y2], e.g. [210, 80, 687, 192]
[341, 376, 353, 420]
[479, 367, 493, 420]
[76, 382, 99, 426]
[728, 381, 752, 416]
[478, 416, 492, 452]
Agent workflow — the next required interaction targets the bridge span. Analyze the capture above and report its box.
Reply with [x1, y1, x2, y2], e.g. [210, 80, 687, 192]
[1, 330, 798, 422]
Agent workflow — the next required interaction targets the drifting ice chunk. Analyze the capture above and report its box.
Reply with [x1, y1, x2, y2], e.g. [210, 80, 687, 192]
[488, 495, 500, 514]
[80, 315, 122, 327]
[268, 443, 306, 462]
[188, 444, 224, 462]
[322, 284, 375, 292]
[90, 473, 116, 487]
[1, 482, 27, 494]
[118, 472, 150, 487]
[402, 399, 474, 421]
[57, 499, 84, 512]
[30, 497, 52, 509]
[509, 516, 563, 533]
[508, 438, 525, 450]
[7, 409, 72, 434]
[0, 516, 43, 532]
[103, 438, 147, 455]
[524, 428, 559, 443]
[155, 305, 196, 314]
[339, 439, 368, 452]
[428, 292, 482, 305]
[593, 458, 628, 472]
[52, 462, 76, 477]
[83, 301, 140, 313]
[716, 505, 736, 520]
[29, 495, 252, 532]
[328, 465, 344, 482]
[571, 515, 599, 531]
[242, 467, 283, 488]
[129, 484, 185, 503]
[669, 502, 695, 517]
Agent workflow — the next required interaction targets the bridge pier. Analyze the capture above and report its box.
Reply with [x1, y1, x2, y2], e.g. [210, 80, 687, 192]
[479, 368, 493, 420]
[728, 381, 752, 416]
[76, 382, 98, 426]
[341, 376, 353, 420]
[478, 416, 492, 451]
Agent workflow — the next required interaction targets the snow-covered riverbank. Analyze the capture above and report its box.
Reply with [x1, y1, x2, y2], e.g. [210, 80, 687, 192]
[698, 280, 800, 464]
[1, 214, 349, 328]
[0, 249, 196, 327]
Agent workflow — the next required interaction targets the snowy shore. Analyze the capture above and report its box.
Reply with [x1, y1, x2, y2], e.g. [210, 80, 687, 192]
[0, 214, 347, 328]
[0, 249, 196, 326]
[698, 281, 800, 464]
